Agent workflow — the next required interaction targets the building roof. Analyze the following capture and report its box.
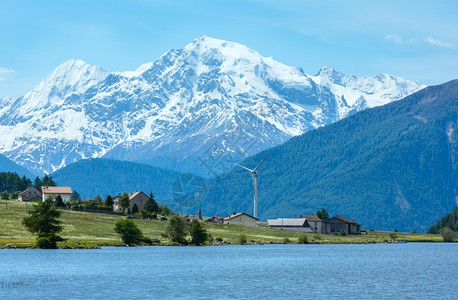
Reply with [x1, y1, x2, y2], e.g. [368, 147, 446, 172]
[300, 215, 323, 222]
[224, 212, 258, 221]
[20, 187, 41, 196]
[331, 215, 359, 224]
[129, 191, 147, 200]
[267, 218, 307, 227]
[41, 186, 72, 194]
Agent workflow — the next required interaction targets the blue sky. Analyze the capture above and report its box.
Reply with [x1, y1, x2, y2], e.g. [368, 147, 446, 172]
[1, 0, 457, 98]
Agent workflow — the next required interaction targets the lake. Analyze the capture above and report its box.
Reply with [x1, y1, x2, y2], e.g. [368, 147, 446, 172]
[1, 243, 456, 299]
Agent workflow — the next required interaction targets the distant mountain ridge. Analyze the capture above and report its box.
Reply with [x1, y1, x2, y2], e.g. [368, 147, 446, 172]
[199, 80, 458, 232]
[0, 153, 36, 179]
[0, 35, 425, 176]
[51, 158, 181, 203]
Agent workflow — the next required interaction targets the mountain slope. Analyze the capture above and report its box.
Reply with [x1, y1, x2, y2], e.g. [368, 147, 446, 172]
[200, 80, 458, 232]
[0, 36, 425, 176]
[51, 158, 181, 203]
[0, 153, 36, 179]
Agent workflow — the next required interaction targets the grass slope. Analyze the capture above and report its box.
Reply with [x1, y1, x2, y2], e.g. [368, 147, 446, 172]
[201, 80, 458, 232]
[0, 200, 444, 248]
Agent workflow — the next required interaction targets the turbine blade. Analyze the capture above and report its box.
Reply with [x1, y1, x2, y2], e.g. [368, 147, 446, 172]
[236, 164, 254, 172]
[253, 153, 270, 171]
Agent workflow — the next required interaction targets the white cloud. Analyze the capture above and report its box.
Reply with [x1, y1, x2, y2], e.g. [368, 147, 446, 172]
[0, 67, 15, 81]
[385, 34, 404, 44]
[385, 34, 454, 49]
[424, 37, 454, 48]
[0, 67, 15, 74]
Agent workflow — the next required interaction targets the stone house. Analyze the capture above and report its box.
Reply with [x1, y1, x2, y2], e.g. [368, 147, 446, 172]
[18, 187, 41, 202]
[223, 212, 258, 227]
[267, 218, 313, 232]
[300, 215, 326, 233]
[113, 191, 149, 212]
[41, 186, 72, 202]
[325, 215, 361, 235]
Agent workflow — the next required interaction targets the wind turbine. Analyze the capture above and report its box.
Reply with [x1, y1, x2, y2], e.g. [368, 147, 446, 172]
[237, 153, 270, 219]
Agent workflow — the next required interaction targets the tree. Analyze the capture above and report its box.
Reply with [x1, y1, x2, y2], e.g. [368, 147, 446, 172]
[1, 190, 9, 200]
[189, 220, 207, 245]
[42, 175, 56, 187]
[105, 195, 113, 207]
[144, 192, 158, 213]
[132, 203, 139, 214]
[71, 190, 81, 201]
[159, 204, 171, 216]
[165, 215, 188, 243]
[55, 195, 65, 207]
[119, 193, 130, 214]
[94, 194, 102, 204]
[316, 208, 329, 220]
[440, 227, 456, 242]
[33, 176, 42, 190]
[10, 191, 20, 200]
[114, 219, 144, 245]
[22, 197, 63, 248]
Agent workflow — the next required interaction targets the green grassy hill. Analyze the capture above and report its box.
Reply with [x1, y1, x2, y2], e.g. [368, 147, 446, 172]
[201, 80, 458, 232]
[0, 200, 443, 248]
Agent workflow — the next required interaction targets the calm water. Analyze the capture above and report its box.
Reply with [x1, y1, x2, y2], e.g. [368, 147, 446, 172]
[0, 243, 456, 299]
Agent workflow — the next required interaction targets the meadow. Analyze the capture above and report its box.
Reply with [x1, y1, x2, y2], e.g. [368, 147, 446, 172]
[0, 199, 444, 248]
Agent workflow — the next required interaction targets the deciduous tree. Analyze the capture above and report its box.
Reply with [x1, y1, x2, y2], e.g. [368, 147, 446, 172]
[165, 215, 188, 243]
[114, 219, 144, 245]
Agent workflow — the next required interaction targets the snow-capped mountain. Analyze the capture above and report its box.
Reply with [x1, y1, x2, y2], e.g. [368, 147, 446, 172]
[0, 35, 426, 176]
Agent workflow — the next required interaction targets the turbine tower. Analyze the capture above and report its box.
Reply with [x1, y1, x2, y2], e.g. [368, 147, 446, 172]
[237, 153, 270, 219]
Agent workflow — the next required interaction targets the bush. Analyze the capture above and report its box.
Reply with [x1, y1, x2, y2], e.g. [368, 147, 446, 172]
[238, 234, 247, 245]
[340, 229, 347, 236]
[165, 215, 188, 244]
[313, 233, 321, 240]
[441, 227, 456, 242]
[189, 220, 207, 245]
[389, 232, 397, 241]
[141, 236, 153, 245]
[114, 219, 144, 245]
[283, 237, 291, 244]
[36, 237, 53, 249]
[215, 237, 223, 242]
[298, 234, 308, 244]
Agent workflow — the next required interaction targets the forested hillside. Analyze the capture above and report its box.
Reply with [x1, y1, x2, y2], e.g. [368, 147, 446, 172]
[52, 158, 181, 202]
[201, 80, 458, 232]
[0, 154, 35, 179]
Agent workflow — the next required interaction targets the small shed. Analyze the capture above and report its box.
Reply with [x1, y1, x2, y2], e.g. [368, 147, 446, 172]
[18, 187, 41, 202]
[223, 212, 258, 227]
[267, 218, 313, 232]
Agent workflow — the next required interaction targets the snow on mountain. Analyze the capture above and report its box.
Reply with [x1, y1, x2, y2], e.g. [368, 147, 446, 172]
[311, 66, 426, 109]
[0, 35, 426, 176]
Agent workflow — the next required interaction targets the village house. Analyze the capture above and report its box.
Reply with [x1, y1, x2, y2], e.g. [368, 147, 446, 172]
[267, 218, 313, 232]
[205, 215, 224, 224]
[325, 215, 361, 235]
[223, 212, 258, 227]
[41, 186, 72, 202]
[18, 187, 41, 202]
[300, 215, 326, 234]
[113, 191, 149, 212]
